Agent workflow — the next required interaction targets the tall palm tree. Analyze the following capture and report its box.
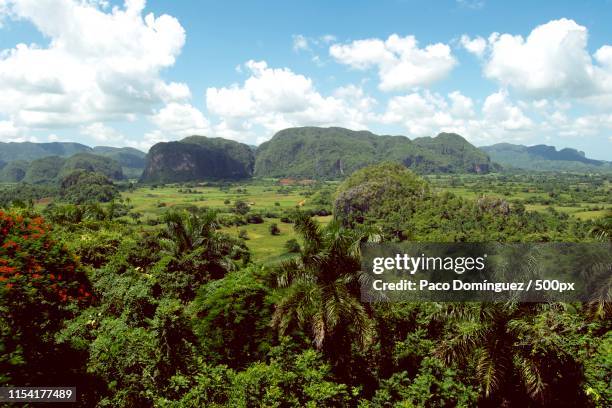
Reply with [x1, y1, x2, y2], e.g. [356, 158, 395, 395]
[434, 302, 583, 404]
[272, 212, 379, 355]
[159, 209, 242, 283]
[160, 209, 219, 258]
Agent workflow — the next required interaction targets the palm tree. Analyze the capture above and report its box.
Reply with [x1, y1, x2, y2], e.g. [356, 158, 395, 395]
[160, 209, 219, 258]
[159, 209, 243, 287]
[434, 302, 584, 404]
[271, 212, 379, 356]
[589, 212, 611, 241]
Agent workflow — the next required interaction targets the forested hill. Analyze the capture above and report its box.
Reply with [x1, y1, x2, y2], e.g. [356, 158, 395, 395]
[0, 152, 124, 183]
[0, 142, 146, 177]
[481, 143, 612, 172]
[254, 127, 496, 178]
[140, 136, 255, 183]
[0, 141, 91, 162]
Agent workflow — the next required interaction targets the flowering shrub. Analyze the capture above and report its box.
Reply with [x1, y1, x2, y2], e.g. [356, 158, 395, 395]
[1, 210, 94, 385]
[0, 210, 91, 303]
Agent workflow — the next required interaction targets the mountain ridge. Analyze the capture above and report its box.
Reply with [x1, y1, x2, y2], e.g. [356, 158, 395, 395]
[481, 142, 610, 172]
[254, 127, 496, 178]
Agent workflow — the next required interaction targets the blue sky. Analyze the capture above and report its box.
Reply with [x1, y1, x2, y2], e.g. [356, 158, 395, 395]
[0, 0, 611, 159]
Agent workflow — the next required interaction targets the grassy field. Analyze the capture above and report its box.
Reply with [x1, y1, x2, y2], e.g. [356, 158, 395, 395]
[121, 181, 335, 263]
[117, 175, 609, 263]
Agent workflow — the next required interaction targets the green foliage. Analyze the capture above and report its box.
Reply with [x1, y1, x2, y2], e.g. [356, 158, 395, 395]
[335, 162, 591, 242]
[0, 183, 57, 208]
[0, 160, 28, 182]
[272, 212, 379, 382]
[21, 153, 124, 184]
[190, 267, 276, 368]
[482, 143, 612, 173]
[157, 209, 250, 299]
[140, 136, 255, 183]
[228, 344, 351, 407]
[0, 141, 90, 163]
[233, 200, 250, 215]
[92, 146, 146, 178]
[334, 162, 430, 239]
[0, 209, 92, 386]
[255, 127, 495, 178]
[60, 170, 119, 204]
[269, 222, 280, 235]
[285, 238, 300, 253]
[366, 357, 479, 407]
[2, 173, 609, 407]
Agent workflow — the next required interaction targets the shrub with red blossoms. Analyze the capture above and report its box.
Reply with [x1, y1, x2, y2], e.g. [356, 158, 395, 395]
[1, 210, 93, 385]
[0, 210, 92, 303]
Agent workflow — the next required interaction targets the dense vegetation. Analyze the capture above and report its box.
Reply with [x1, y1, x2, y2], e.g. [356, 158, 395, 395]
[0, 142, 145, 179]
[335, 163, 591, 241]
[91, 147, 147, 179]
[255, 127, 496, 178]
[482, 143, 612, 172]
[140, 136, 255, 183]
[0, 160, 609, 407]
[0, 141, 92, 163]
[0, 153, 124, 184]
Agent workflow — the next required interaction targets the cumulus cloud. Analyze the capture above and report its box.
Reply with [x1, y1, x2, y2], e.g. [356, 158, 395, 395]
[206, 60, 374, 142]
[80, 122, 124, 143]
[151, 102, 210, 137]
[377, 89, 539, 144]
[460, 35, 487, 57]
[0, 0, 189, 131]
[0, 119, 29, 142]
[329, 34, 457, 91]
[482, 18, 612, 101]
[380, 91, 471, 137]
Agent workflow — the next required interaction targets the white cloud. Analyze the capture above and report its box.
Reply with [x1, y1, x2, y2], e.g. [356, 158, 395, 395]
[329, 34, 457, 91]
[0, 119, 39, 142]
[80, 122, 124, 143]
[482, 18, 612, 101]
[0, 0, 188, 131]
[150, 102, 210, 137]
[482, 90, 533, 131]
[292, 34, 309, 52]
[206, 60, 373, 142]
[448, 91, 475, 118]
[457, 0, 485, 10]
[378, 89, 538, 145]
[381, 91, 466, 137]
[320, 34, 336, 44]
[125, 129, 169, 151]
[460, 34, 487, 57]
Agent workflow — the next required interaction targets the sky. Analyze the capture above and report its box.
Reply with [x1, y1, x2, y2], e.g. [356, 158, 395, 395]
[0, 0, 611, 159]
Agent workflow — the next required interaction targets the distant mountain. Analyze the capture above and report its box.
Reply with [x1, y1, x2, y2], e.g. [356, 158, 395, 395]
[254, 127, 496, 178]
[0, 141, 91, 163]
[0, 142, 146, 178]
[92, 146, 147, 178]
[0, 153, 124, 184]
[140, 136, 255, 183]
[481, 143, 612, 172]
[0, 160, 29, 183]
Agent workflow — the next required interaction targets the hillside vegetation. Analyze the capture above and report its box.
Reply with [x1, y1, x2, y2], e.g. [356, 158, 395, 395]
[0, 142, 145, 177]
[0, 141, 91, 162]
[481, 143, 612, 172]
[254, 127, 496, 178]
[140, 136, 255, 183]
[0, 153, 124, 183]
